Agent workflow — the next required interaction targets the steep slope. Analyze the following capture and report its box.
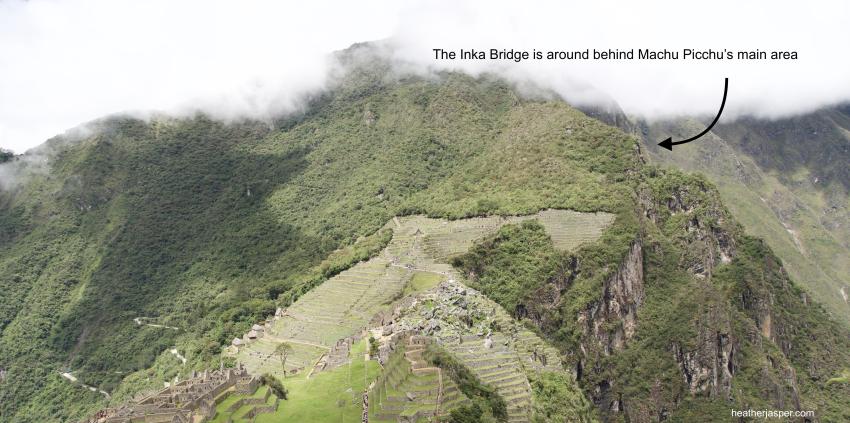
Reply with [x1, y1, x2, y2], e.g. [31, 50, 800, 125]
[455, 168, 850, 421]
[636, 107, 850, 327]
[0, 44, 848, 422]
[0, 48, 637, 421]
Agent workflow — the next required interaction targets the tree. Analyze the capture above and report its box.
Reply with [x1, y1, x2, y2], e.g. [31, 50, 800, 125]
[274, 342, 293, 377]
[0, 149, 13, 163]
[448, 403, 484, 423]
[260, 373, 288, 400]
[368, 336, 379, 358]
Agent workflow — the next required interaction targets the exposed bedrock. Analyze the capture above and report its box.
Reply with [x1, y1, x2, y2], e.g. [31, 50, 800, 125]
[579, 241, 645, 356]
[671, 306, 736, 399]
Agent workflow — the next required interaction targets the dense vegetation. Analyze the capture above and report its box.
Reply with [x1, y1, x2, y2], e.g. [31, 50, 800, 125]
[454, 165, 850, 421]
[1, 44, 847, 422]
[529, 372, 596, 423]
[638, 108, 850, 328]
[0, 46, 639, 421]
[260, 373, 288, 400]
[452, 221, 561, 314]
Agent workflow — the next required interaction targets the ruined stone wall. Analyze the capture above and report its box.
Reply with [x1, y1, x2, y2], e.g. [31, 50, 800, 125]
[234, 376, 259, 395]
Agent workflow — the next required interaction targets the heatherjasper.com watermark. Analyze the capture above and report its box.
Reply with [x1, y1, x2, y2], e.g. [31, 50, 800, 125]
[731, 409, 815, 419]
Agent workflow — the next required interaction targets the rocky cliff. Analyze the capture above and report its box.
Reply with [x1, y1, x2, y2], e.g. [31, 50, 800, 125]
[578, 241, 644, 356]
[636, 107, 850, 330]
[456, 165, 850, 422]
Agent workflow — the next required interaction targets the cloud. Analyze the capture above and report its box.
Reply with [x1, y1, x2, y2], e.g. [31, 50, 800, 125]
[0, 0, 403, 153]
[2, 0, 850, 154]
[0, 150, 48, 190]
[388, 0, 850, 120]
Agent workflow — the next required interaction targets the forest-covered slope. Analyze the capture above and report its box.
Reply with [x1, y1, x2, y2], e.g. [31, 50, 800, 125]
[636, 106, 850, 328]
[1, 46, 848, 422]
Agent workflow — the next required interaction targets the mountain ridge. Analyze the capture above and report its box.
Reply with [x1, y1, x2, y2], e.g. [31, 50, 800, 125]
[1, 46, 848, 422]
[634, 105, 850, 328]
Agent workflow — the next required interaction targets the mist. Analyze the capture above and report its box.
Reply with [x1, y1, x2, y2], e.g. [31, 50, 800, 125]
[2, 0, 850, 154]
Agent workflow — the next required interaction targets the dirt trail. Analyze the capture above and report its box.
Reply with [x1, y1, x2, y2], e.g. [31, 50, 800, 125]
[133, 317, 179, 330]
[265, 336, 331, 350]
[169, 348, 187, 364]
[59, 371, 110, 398]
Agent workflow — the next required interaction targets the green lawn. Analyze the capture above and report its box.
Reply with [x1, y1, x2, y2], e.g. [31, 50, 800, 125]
[209, 385, 271, 423]
[251, 339, 380, 423]
[826, 369, 850, 386]
[209, 392, 240, 422]
[403, 272, 444, 296]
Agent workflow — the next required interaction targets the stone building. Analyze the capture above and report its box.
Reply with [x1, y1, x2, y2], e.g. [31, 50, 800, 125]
[84, 364, 258, 423]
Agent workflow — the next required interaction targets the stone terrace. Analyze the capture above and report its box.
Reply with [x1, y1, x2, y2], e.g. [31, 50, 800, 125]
[235, 210, 605, 420]
[395, 280, 574, 423]
[237, 257, 412, 376]
[445, 333, 532, 422]
[534, 209, 615, 251]
[370, 334, 468, 422]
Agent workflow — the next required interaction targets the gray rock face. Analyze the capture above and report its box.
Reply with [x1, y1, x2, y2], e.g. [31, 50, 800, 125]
[424, 319, 441, 335]
[454, 296, 468, 309]
[578, 241, 644, 355]
[672, 331, 734, 398]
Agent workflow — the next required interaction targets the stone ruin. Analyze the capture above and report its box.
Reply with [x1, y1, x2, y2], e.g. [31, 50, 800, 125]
[84, 363, 261, 423]
[312, 333, 362, 374]
[230, 316, 280, 351]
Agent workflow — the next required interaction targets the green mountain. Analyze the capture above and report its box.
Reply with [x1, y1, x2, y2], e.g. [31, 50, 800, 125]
[1, 46, 848, 422]
[635, 106, 850, 328]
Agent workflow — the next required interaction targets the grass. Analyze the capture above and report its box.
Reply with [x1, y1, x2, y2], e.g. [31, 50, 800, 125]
[253, 339, 379, 423]
[208, 386, 273, 423]
[211, 391, 242, 417]
[212, 340, 378, 423]
[402, 272, 444, 296]
[826, 369, 850, 386]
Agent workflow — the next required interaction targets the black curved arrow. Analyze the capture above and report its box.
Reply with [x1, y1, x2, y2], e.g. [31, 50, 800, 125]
[658, 78, 728, 151]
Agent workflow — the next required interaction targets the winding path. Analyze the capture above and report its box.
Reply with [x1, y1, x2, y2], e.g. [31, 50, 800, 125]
[133, 317, 179, 331]
[169, 348, 187, 365]
[59, 371, 110, 398]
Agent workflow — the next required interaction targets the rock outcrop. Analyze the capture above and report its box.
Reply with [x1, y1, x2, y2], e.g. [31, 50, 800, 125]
[578, 241, 644, 355]
[638, 182, 737, 279]
[671, 305, 736, 398]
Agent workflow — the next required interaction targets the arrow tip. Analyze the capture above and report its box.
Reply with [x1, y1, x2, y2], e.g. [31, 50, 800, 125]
[658, 137, 673, 151]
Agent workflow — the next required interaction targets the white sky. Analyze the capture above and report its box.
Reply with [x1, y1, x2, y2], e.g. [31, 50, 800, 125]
[2, 0, 849, 153]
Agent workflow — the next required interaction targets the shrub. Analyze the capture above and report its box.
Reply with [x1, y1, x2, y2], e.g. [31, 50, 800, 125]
[260, 373, 288, 400]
